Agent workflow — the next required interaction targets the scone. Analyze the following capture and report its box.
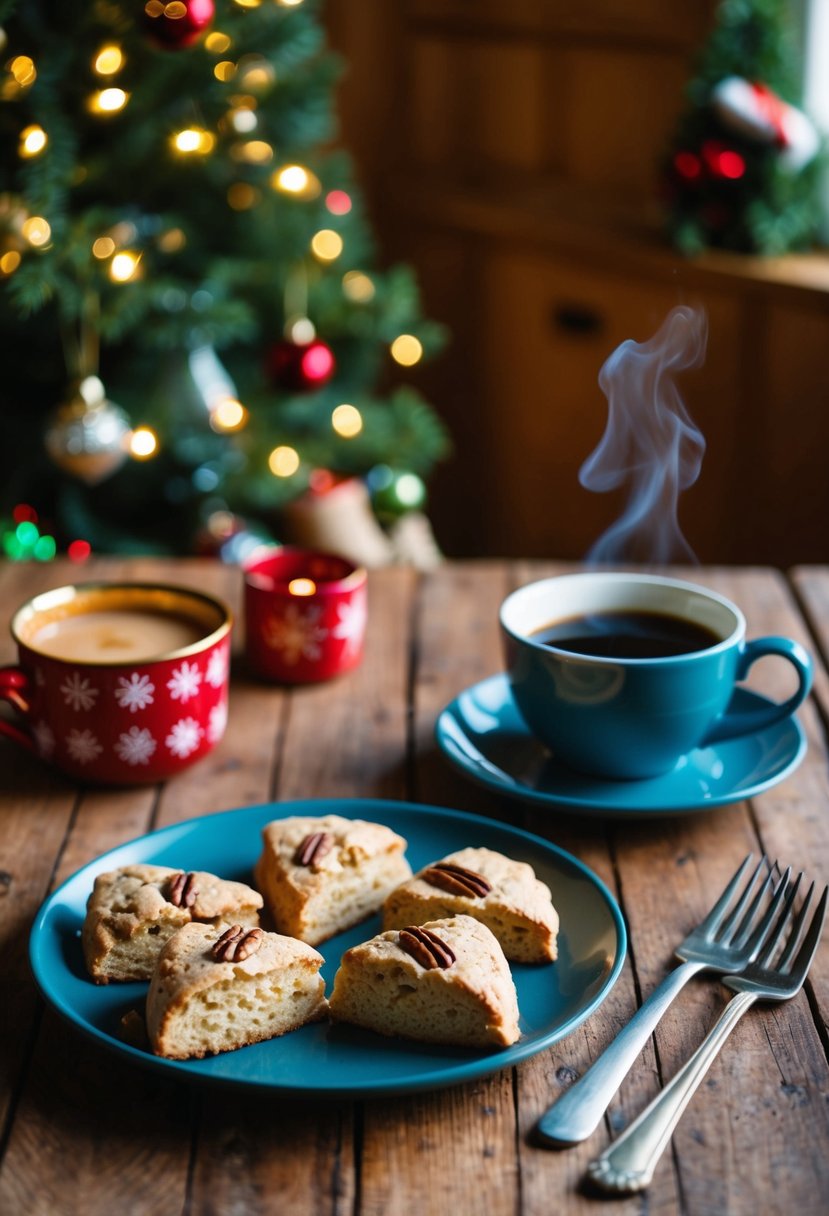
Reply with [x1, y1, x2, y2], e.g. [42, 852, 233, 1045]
[82, 864, 263, 984]
[382, 846, 558, 963]
[328, 915, 520, 1048]
[253, 814, 412, 945]
[146, 921, 327, 1059]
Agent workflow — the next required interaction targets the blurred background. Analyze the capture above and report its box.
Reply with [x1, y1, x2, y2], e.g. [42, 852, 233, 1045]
[2, 0, 828, 569]
[327, 0, 829, 568]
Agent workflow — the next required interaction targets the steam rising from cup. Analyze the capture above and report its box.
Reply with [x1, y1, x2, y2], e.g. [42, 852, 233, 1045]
[580, 305, 707, 565]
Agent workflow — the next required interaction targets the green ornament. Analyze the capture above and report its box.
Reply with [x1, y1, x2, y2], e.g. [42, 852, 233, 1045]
[368, 465, 427, 519]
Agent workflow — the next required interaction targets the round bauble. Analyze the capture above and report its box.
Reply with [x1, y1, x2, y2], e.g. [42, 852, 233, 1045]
[44, 376, 131, 485]
[143, 0, 215, 51]
[266, 337, 336, 392]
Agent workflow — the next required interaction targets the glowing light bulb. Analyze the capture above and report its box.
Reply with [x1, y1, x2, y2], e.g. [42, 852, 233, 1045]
[21, 216, 51, 247]
[342, 271, 375, 302]
[210, 398, 248, 432]
[227, 183, 260, 210]
[94, 45, 123, 76]
[214, 61, 236, 83]
[271, 164, 321, 198]
[229, 107, 257, 133]
[92, 236, 116, 259]
[172, 127, 215, 154]
[325, 190, 352, 215]
[10, 57, 36, 87]
[331, 404, 363, 438]
[88, 87, 129, 114]
[233, 0, 262, 8]
[205, 32, 232, 53]
[390, 334, 423, 367]
[310, 229, 343, 262]
[129, 428, 158, 459]
[110, 251, 141, 282]
[18, 125, 46, 159]
[157, 227, 186, 253]
[0, 251, 21, 275]
[268, 445, 300, 477]
[232, 139, 273, 163]
[288, 578, 316, 596]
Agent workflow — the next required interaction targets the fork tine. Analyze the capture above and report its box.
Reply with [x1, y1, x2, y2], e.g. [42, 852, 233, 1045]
[785, 885, 828, 986]
[700, 854, 762, 938]
[755, 870, 802, 968]
[776, 880, 815, 973]
[728, 862, 777, 948]
[740, 865, 792, 958]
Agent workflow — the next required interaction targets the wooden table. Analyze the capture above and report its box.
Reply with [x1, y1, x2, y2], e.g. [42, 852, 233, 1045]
[1, 557, 827, 1216]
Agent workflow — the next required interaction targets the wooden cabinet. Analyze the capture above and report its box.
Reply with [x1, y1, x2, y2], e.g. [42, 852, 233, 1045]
[326, 0, 829, 566]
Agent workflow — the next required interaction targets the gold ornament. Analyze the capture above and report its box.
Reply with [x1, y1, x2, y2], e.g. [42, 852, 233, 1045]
[44, 375, 131, 484]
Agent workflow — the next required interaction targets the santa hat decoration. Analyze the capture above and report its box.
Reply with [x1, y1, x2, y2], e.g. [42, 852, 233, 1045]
[711, 76, 820, 173]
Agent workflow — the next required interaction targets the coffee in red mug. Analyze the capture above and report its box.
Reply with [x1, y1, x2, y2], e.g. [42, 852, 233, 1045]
[0, 582, 232, 784]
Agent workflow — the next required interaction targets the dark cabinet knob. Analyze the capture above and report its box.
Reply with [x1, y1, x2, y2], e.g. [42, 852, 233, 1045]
[552, 303, 604, 336]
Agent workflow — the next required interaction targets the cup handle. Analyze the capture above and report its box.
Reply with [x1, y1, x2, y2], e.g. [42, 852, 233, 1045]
[702, 637, 813, 745]
[0, 666, 36, 752]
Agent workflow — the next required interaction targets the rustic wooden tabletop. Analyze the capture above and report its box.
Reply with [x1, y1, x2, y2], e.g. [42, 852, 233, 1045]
[1, 557, 827, 1215]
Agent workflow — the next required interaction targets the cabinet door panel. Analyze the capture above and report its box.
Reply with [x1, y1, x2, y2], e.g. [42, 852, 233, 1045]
[480, 251, 742, 560]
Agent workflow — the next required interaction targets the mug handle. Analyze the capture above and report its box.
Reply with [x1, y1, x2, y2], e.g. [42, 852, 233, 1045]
[0, 666, 36, 752]
[702, 637, 813, 745]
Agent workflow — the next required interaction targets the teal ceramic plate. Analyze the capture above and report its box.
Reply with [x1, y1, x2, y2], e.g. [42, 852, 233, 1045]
[29, 798, 625, 1097]
[436, 675, 807, 817]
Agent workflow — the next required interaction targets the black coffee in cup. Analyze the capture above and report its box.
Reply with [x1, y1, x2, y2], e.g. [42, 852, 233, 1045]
[530, 610, 721, 659]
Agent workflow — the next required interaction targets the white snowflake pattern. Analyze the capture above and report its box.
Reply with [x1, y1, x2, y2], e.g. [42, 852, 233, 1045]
[115, 725, 157, 766]
[205, 646, 228, 689]
[167, 660, 202, 703]
[166, 716, 203, 758]
[33, 720, 55, 758]
[115, 672, 156, 713]
[60, 672, 99, 712]
[207, 700, 228, 744]
[65, 728, 103, 764]
[263, 604, 328, 665]
[332, 598, 367, 656]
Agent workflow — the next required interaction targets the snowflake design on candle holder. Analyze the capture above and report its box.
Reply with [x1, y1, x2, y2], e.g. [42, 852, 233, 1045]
[332, 597, 367, 657]
[166, 716, 203, 758]
[115, 672, 156, 713]
[115, 726, 158, 766]
[60, 673, 99, 712]
[264, 604, 328, 664]
[167, 660, 202, 703]
[66, 728, 103, 764]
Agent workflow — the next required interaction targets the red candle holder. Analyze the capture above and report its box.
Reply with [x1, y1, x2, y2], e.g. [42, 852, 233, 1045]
[243, 547, 367, 683]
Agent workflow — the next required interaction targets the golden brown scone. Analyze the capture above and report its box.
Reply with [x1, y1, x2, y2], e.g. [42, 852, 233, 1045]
[253, 814, 411, 945]
[382, 846, 558, 963]
[328, 915, 520, 1048]
[146, 922, 327, 1060]
[82, 864, 263, 984]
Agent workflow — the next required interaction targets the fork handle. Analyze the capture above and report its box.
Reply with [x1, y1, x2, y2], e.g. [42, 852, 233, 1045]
[536, 959, 705, 1146]
[587, 990, 757, 1193]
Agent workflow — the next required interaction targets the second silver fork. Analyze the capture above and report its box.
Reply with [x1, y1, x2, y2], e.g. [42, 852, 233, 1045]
[537, 853, 787, 1146]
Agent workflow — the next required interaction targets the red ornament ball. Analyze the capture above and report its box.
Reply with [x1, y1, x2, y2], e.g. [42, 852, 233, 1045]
[143, 0, 215, 50]
[266, 338, 337, 392]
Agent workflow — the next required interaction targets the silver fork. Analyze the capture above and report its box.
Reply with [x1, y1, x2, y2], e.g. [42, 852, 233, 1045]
[587, 876, 827, 1195]
[536, 853, 786, 1146]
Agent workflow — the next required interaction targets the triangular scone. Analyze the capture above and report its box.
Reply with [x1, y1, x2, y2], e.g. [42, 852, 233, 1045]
[329, 915, 520, 1048]
[382, 846, 558, 963]
[146, 922, 327, 1059]
[253, 814, 412, 946]
[82, 864, 263, 984]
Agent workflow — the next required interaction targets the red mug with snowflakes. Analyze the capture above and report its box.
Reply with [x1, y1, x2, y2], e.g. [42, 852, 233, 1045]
[0, 582, 232, 784]
[243, 547, 367, 683]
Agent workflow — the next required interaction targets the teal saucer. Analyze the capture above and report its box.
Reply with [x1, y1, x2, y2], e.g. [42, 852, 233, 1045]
[436, 675, 807, 817]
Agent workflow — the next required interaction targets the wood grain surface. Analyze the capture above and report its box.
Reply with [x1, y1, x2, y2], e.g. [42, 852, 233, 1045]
[0, 558, 827, 1215]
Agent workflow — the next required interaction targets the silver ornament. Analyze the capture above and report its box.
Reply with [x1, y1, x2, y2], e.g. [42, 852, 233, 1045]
[45, 375, 131, 485]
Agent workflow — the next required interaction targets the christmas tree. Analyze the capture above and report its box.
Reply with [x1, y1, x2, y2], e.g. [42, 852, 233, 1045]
[663, 0, 825, 256]
[0, 0, 450, 563]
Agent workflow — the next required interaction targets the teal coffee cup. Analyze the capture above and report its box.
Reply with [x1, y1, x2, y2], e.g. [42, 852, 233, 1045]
[499, 572, 812, 780]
